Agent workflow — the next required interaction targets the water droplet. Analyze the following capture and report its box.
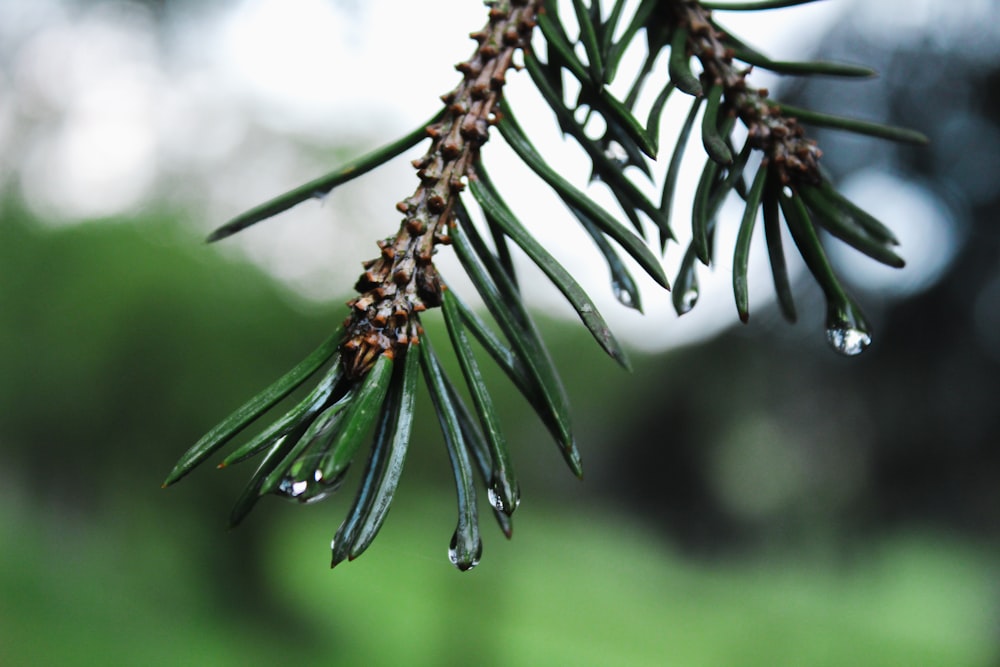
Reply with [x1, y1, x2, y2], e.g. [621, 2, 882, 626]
[487, 476, 519, 515]
[677, 288, 699, 315]
[274, 469, 345, 504]
[603, 141, 628, 167]
[825, 300, 872, 356]
[486, 484, 505, 513]
[579, 303, 594, 314]
[299, 484, 341, 504]
[277, 476, 309, 498]
[303, 472, 347, 503]
[448, 531, 482, 571]
[826, 326, 871, 356]
[612, 283, 639, 310]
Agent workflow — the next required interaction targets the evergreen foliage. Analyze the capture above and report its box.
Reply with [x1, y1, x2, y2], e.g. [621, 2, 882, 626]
[163, 0, 924, 569]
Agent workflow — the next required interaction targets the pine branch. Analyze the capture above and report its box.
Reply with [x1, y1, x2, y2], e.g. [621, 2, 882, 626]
[163, 0, 926, 571]
[165, 0, 545, 570]
[341, 0, 541, 378]
[642, 0, 919, 341]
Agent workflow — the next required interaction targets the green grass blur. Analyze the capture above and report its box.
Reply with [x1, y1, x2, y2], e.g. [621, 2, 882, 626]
[1, 494, 995, 666]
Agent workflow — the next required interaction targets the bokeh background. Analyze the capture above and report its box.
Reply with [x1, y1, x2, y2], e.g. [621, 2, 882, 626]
[1, 1, 998, 665]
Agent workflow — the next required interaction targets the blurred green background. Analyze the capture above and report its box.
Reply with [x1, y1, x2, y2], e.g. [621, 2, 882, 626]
[1, 1, 998, 666]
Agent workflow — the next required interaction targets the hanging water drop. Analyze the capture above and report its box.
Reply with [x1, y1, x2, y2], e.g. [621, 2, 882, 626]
[275, 469, 345, 504]
[488, 476, 519, 515]
[677, 288, 699, 314]
[486, 484, 506, 514]
[603, 140, 628, 167]
[277, 476, 309, 499]
[825, 297, 872, 356]
[448, 531, 482, 571]
[298, 484, 340, 504]
[298, 469, 347, 504]
[826, 325, 871, 356]
[612, 282, 640, 311]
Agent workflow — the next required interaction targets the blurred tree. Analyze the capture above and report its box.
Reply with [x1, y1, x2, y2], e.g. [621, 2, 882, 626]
[0, 202, 340, 612]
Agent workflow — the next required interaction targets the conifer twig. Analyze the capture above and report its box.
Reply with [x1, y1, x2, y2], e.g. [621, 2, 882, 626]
[668, 0, 823, 185]
[341, 0, 541, 378]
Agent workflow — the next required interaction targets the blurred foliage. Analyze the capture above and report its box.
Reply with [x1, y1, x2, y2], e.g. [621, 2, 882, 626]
[2, 481, 996, 666]
[0, 205, 342, 599]
[0, 209, 338, 485]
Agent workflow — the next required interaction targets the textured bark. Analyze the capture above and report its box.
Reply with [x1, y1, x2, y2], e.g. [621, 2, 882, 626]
[341, 0, 542, 377]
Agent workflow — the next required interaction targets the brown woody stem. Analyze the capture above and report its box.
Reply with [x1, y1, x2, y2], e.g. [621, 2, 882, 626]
[669, 0, 823, 185]
[341, 0, 541, 378]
